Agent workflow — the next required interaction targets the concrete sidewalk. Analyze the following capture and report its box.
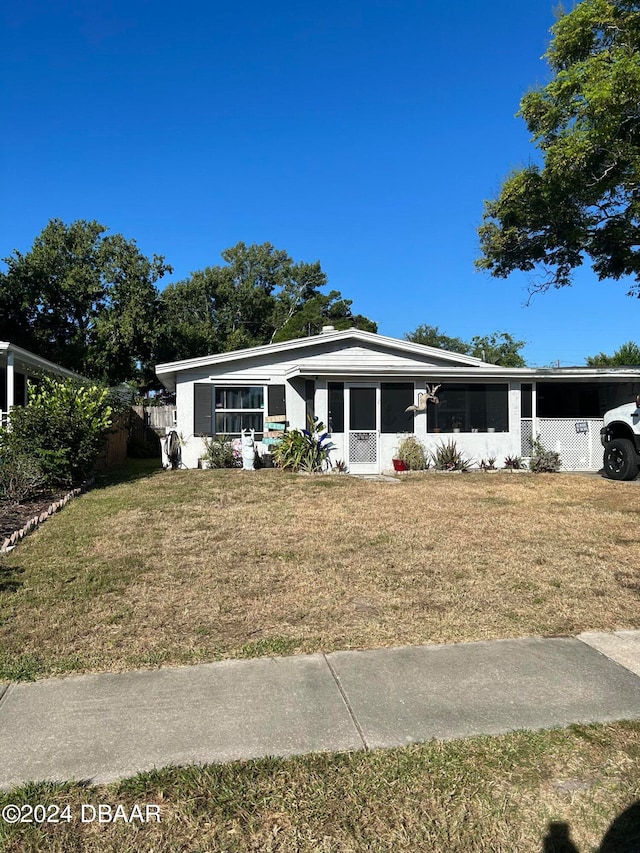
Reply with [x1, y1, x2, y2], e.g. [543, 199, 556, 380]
[1, 631, 640, 791]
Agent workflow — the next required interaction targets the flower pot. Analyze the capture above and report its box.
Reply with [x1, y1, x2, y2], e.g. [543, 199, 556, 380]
[392, 458, 408, 472]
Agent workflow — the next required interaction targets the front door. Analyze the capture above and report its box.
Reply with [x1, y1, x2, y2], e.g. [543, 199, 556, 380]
[347, 386, 379, 474]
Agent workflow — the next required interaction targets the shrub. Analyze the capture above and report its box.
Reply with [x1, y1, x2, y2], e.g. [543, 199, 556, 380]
[432, 439, 473, 472]
[0, 451, 46, 503]
[479, 456, 497, 471]
[504, 454, 526, 470]
[202, 435, 240, 469]
[273, 416, 334, 473]
[395, 435, 430, 470]
[0, 376, 114, 487]
[529, 438, 561, 473]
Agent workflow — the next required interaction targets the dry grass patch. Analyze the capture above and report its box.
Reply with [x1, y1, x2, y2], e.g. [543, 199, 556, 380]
[1, 722, 639, 852]
[0, 466, 639, 678]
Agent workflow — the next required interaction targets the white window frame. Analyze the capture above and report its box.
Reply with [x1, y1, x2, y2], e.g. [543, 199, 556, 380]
[213, 385, 265, 436]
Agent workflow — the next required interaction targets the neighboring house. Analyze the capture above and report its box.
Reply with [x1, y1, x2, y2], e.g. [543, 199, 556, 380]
[0, 341, 82, 426]
[155, 327, 640, 473]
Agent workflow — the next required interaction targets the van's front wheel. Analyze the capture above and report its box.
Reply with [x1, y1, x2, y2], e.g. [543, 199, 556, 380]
[603, 438, 639, 480]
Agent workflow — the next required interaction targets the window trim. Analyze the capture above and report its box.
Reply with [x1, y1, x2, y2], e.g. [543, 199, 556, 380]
[214, 385, 265, 437]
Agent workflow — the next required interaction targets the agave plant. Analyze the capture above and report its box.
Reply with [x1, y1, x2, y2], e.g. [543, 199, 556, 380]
[272, 416, 335, 473]
[432, 439, 472, 472]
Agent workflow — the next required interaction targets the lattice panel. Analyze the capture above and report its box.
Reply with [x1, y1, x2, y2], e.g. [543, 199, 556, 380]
[349, 431, 377, 464]
[520, 419, 533, 457]
[535, 418, 604, 471]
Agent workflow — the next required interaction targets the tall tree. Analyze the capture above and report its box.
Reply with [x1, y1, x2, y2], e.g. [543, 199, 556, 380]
[587, 340, 640, 365]
[469, 332, 526, 367]
[477, 0, 640, 297]
[404, 324, 526, 365]
[404, 324, 471, 354]
[157, 241, 376, 362]
[0, 219, 172, 384]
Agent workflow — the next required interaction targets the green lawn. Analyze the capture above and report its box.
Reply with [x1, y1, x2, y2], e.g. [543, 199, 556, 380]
[1, 462, 639, 680]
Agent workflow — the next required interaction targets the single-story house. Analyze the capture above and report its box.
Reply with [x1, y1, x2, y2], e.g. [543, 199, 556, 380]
[0, 341, 83, 426]
[155, 326, 640, 473]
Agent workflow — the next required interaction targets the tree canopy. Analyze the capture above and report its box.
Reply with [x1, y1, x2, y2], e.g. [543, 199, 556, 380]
[0, 219, 172, 385]
[156, 241, 376, 362]
[404, 325, 526, 366]
[586, 340, 640, 364]
[0, 223, 376, 387]
[477, 0, 640, 297]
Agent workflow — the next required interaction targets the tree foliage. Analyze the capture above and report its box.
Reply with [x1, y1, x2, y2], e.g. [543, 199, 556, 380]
[0, 376, 114, 486]
[156, 241, 376, 362]
[403, 324, 470, 354]
[477, 0, 640, 297]
[586, 339, 640, 364]
[0, 219, 172, 384]
[1, 224, 375, 386]
[404, 325, 526, 366]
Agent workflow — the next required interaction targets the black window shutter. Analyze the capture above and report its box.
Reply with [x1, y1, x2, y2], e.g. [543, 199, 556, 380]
[194, 384, 213, 435]
[268, 384, 286, 417]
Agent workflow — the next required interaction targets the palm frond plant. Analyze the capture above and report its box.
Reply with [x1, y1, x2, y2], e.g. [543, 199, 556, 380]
[272, 416, 335, 473]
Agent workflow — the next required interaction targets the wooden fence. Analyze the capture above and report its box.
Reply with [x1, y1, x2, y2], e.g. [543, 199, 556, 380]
[98, 406, 175, 470]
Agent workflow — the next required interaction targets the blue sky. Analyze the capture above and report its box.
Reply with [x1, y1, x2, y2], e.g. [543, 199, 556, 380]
[1, 0, 637, 366]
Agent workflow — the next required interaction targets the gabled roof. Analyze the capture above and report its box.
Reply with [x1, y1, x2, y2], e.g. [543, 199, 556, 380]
[155, 327, 495, 390]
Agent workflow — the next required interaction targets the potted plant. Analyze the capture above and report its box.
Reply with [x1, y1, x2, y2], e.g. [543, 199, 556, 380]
[393, 435, 430, 471]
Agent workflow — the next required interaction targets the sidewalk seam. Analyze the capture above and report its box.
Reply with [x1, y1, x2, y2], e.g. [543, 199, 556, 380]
[576, 635, 640, 680]
[0, 683, 12, 707]
[323, 654, 368, 751]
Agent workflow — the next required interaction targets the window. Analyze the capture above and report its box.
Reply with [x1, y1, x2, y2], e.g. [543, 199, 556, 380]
[428, 383, 509, 433]
[215, 386, 264, 435]
[194, 384, 265, 436]
[381, 383, 414, 433]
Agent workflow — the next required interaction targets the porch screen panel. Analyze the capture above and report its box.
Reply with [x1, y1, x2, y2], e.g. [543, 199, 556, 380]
[350, 387, 376, 430]
[381, 383, 414, 433]
[429, 384, 508, 432]
[537, 382, 640, 418]
[268, 384, 286, 417]
[305, 380, 315, 421]
[194, 384, 213, 435]
[328, 382, 344, 432]
[0, 368, 5, 412]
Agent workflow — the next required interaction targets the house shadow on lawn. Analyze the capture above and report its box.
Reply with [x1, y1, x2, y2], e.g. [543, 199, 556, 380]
[542, 801, 640, 852]
[94, 458, 163, 490]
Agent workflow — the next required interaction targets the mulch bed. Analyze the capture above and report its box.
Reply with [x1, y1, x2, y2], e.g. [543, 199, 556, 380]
[0, 491, 68, 543]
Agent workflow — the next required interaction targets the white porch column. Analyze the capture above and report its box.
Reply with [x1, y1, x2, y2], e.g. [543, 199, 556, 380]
[6, 349, 15, 411]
